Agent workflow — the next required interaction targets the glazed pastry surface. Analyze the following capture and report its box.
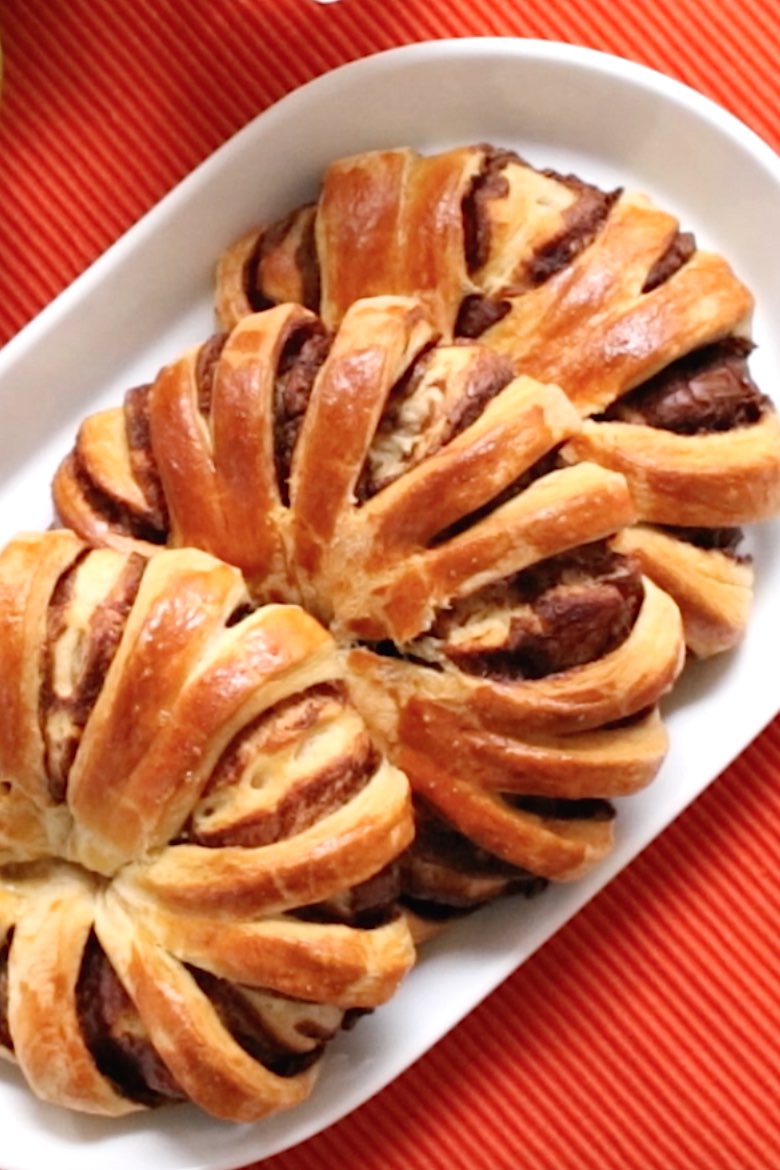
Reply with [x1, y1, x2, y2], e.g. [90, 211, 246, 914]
[0, 532, 414, 1119]
[52, 297, 685, 935]
[215, 146, 780, 654]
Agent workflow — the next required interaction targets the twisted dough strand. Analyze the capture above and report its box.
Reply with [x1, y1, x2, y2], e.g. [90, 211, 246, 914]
[215, 146, 780, 655]
[50, 298, 685, 937]
[0, 532, 414, 1120]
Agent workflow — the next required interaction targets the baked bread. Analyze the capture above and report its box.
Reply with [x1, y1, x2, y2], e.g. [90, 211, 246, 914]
[52, 296, 685, 936]
[0, 531, 415, 1119]
[215, 145, 780, 655]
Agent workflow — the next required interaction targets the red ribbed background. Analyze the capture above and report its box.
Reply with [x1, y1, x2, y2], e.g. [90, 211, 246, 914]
[0, 2, 779, 1167]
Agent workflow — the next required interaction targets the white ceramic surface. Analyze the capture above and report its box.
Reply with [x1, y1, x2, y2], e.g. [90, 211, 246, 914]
[0, 37, 779, 1170]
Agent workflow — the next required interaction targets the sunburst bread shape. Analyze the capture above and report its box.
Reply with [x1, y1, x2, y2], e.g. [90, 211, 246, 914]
[0, 531, 415, 1119]
[53, 295, 685, 937]
[215, 146, 780, 657]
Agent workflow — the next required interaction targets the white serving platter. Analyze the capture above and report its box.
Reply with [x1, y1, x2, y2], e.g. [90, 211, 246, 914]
[0, 37, 779, 1170]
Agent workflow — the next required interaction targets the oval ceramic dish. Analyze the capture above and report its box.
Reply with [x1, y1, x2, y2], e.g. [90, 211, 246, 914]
[0, 38, 779, 1170]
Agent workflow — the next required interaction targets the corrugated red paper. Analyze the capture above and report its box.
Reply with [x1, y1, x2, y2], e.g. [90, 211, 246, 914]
[0, 2, 778, 1167]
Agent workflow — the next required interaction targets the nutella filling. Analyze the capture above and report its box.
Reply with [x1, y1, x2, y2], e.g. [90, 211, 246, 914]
[40, 552, 147, 802]
[400, 800, 548, 914]
[68, 455, 169, 545]
[195, 331, 229, 415]
[0, 929, 12, 1052]
[123, 384, 169, 533]
[455, 294, 511, 340]
[457, 153, 619, 340]
[462, 146, 523, 273]
[273, 322, 332, 505]
[437, 542, 644, 681]
[440, 350, 516, 442]
[603, 338, 769, 434]
[183, 682, 378, 848]
[642, 230, 697, 292]
[77, 931, 185, 1107]
[659, 525, 745, 556]
[526, 170, 621, 285]
[506, 795, 616, 821]
[244, 205, 321, 314]
[186, 967, 325, 1078]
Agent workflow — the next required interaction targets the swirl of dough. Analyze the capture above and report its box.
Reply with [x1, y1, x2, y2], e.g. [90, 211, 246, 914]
[0, 531, 414, 1120]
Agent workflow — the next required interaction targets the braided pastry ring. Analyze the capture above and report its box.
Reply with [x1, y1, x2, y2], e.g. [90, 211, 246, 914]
[0, 531, 414, 1119]
[215, 145, 780, 655]
[346, 570, 682, 892]
[51, 297, 685, 936]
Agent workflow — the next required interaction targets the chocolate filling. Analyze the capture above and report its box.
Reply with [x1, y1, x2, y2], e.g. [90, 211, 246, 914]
[429, 447, 565, 547]
[603, 338, 769, 434]
[225, 600, 257, 627]
[244, 206, 321, 314]
[642, 230, 697, 292]
[526, 172, 621, 286]
[440, 349, 516, 442]
[292, 862, 403, 929]
[68, 454, 168, 545]
[244, 231, 274, 312]
[506, 795, 616, 821]
[455, 294, 512, 339]
[400, 800, 548, 914]
[195, 332, 229, 415]
[183, 683, 378, 848]
[186, 967, 324, 1078]
[40, 552, 147, 802]
[123, 385, 169, 533]
[458, 153, 619, 336]
[659, 525, 745, 555]
[273, 322, 332, 505]
[77, 932, 185, 1107]
[462, 147, 523, 273]
[400, 792, 616, 920]
[0, 929, 13, 1052]
[440, 543, 643, 681]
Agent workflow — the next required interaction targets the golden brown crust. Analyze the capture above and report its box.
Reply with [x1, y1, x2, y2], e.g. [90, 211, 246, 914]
[566, 411, 780, 527]
[216, 151, 755, 414]
[345, 569, 684, 886]
[57, 297, 640, 648]
[0, 533, 415, 1120]
[481, 196, 753, 415]
[7, 867, 140, 1116]
[0, 529, 86, 804]
[215, 146, 780, 655]
[288, 296, 439, 618]
[215, 229, 262, 334]
[152, 306, 315, 596]
[612, 525, 753, 658]
[317, 148, 481, 334]
[48, 296, 689, 929]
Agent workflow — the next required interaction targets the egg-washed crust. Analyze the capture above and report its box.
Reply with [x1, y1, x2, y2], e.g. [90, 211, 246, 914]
[0, 532, 414, 1120]
[51, 297, 685, 936]
[215, 146, 780, 654]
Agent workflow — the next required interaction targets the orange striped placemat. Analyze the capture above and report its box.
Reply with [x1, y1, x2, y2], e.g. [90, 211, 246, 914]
[0, 2, 778, 1167]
